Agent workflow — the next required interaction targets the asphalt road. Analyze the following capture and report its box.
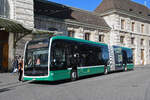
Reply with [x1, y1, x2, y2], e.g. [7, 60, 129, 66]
[0, 65, 150, 100]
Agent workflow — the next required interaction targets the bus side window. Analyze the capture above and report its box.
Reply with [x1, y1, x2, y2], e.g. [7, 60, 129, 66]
[127, 49, 133, 63]
[101, 46, 109, 65]
[79, 44, 104, 66]
[65, 41, 73, 68]
[51, 40, 67, 70]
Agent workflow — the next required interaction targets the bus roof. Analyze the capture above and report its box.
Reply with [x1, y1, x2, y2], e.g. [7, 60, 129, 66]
[51, 36, 108, 46]
[113, 45, 132, 50]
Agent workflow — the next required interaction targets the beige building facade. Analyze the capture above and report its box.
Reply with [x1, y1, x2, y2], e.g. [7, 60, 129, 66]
[101, 14, 150, 65]
[94, 0, 150, 65]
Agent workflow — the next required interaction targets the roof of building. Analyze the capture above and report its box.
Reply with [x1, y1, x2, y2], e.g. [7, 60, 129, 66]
[0, 17, 31, 33]
[34, 0, 110, 30]
[95, 0, 150, 20]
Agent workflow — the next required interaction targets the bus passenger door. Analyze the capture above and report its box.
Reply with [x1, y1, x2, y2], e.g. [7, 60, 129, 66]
[51, 40, 71, 80]
[113, 47, 123, 70]
[122, 50, 127, 69]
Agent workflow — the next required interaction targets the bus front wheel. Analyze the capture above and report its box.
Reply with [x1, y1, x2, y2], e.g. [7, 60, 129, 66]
[71, 70, 78, 81]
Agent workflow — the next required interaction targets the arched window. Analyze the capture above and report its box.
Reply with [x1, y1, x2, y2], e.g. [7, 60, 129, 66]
[0, 0, 10, 18]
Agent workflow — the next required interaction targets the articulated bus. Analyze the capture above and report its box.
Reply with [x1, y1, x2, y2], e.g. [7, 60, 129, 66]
[23, 36, 134, 81]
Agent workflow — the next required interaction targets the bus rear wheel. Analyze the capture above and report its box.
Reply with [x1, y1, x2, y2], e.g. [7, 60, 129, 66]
[71, 70, 78, 81]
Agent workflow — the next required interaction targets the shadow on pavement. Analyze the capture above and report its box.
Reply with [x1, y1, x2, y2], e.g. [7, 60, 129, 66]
[29, 69, 135, 85]
[0, 88, 12, 93]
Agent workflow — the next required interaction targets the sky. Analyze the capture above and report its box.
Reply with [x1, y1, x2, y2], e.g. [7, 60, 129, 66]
[48, 0, 150, 11]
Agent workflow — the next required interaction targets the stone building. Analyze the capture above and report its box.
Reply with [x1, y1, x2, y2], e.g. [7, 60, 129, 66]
[0, 0, 150, 72]
[0, 0, 34, 71]
[94, 0, 150, 65]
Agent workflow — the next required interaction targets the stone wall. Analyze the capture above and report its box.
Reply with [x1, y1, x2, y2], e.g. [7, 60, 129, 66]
[15, 34, 33, 57]
[35, 16, 68, 34]
[10, 0, 34, 64]
[14, 0, 34, 29]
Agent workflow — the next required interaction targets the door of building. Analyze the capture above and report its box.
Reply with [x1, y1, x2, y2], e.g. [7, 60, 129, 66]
[0, 30, 9, 71]
[141, 49, 144, 65]
[0, 44, 2, 70]
[2, 42, 8, 70]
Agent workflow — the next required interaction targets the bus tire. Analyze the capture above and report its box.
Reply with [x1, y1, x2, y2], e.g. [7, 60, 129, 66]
[104, 66, 108, 75]
[71, 70, 78, 81]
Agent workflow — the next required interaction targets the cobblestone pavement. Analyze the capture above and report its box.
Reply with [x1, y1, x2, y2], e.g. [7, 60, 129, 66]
[0, 73, 19, 87]
[0, 65, 150, 100]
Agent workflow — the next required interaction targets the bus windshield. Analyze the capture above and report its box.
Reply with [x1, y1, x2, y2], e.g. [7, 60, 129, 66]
[24, 39, 49, 76]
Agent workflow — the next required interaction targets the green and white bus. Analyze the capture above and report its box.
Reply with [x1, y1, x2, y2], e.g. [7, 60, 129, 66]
[23, 36, 134, 81]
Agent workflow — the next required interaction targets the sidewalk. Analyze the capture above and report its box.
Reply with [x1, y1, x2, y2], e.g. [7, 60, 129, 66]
[0, 73, 19, 87]
[135, 64, 150, 68]
[0, 73, 34, 90]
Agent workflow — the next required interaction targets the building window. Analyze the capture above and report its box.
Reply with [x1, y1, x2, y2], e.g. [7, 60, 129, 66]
[0, 0, 10, 18]
[131, 22, 135, 32]
[131, 37, 135, 45]
[121, 19, 125, 30]
[141, 39, 144, 46]
[141, 24, 144, 33]
[99, 35, 104, 42]
[120, 36, 125, 44]
[68, 30, 75, 37]
[84, 33, 90, 40]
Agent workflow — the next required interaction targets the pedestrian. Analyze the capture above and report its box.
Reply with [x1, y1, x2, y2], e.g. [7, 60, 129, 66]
[18, 56, 23, 81]
[12, 56, 18, 73]
[36, 57, 41, 65]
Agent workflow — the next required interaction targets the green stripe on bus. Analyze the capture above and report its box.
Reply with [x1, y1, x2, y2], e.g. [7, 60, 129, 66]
[50, 70, 71, 81]
[77, 65, 110, 77]
[127, 64, 134, 69]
